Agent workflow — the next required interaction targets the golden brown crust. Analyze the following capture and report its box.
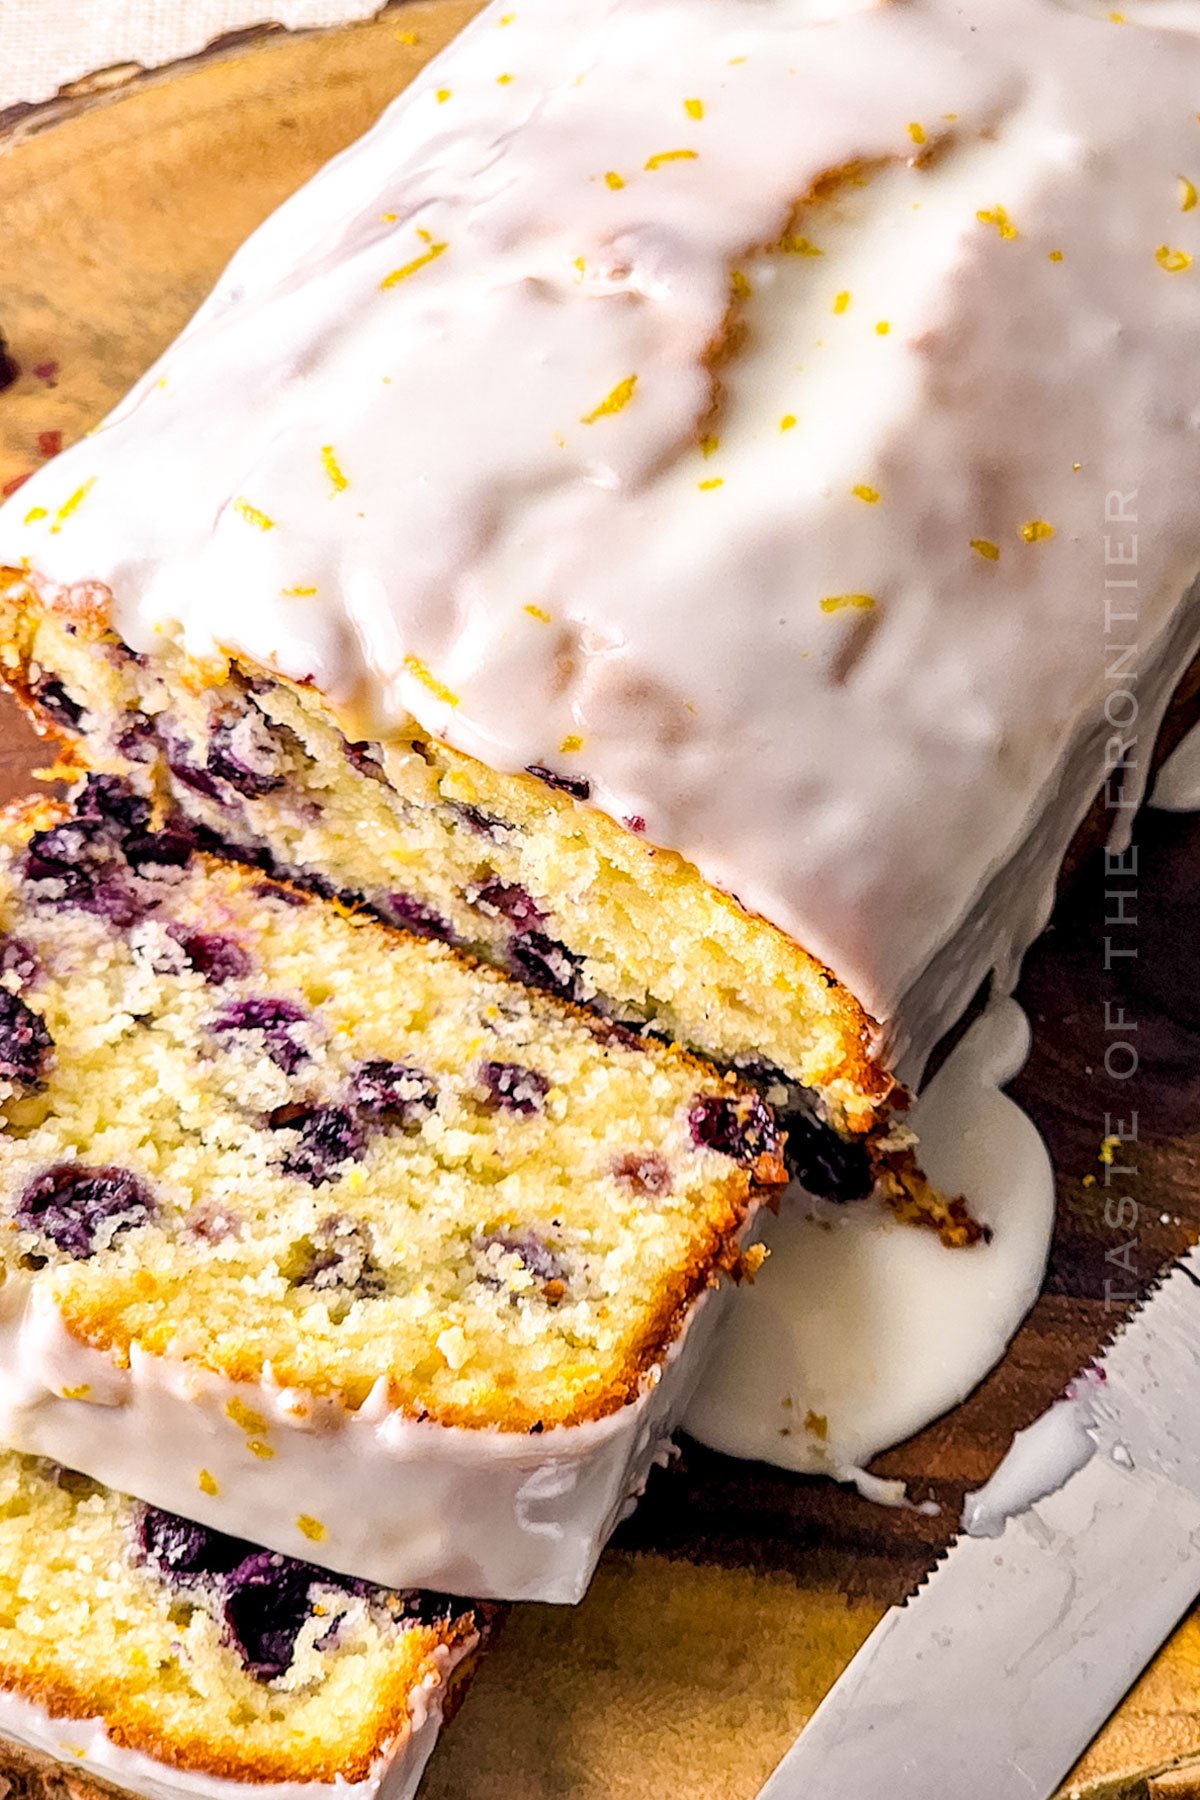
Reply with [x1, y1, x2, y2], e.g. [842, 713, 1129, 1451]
[53, 1167, 770, 1433]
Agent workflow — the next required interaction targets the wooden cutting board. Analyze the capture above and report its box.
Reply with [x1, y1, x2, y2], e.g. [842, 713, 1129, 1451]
[2, 9, 1199, 1794]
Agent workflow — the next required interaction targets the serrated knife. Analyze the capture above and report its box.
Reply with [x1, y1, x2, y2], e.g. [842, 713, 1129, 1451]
[757, 1245, 1200, 1800]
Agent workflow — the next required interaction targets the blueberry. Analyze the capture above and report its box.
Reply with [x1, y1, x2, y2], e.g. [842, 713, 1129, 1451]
[116, 718, 158, 764]
[273, 1105, 364, 1184]
[171, 930, 252, 986]
[508, 932, 584, 1002]
[76, 775, 151, 835]
[16, 1163, 157, 1259]
[0, 989, 52, 1085]
[387, 892, 453, 942]
[168, 753, 223, 802]
[212, 997, 309, 1074]
[610, 1151, 673, 1197]
[221, 1551, 319, 1680]
[144, 1511, 375, 1681]
[122, 831, 194, 874]
[25, 818, 111, 878]
[139, 1506, 255, 1581]
[739, 1063, 874, 1202]
[81, 877, 144, 927]
[481, 1229, 567, 1293]
[351, 1059, 438, 1127]
[472, 880, 545, 933]
[477, 1061, 550, 1115]
[525, 764, 591, 801]
[206, 709, 286, 799]
[30, 677, 84, 733]
[0, 338, 17, 392]
[688, 1093, 782, 1170]
[23, 814, 143, 927]
[777, 1110, 873, 1202]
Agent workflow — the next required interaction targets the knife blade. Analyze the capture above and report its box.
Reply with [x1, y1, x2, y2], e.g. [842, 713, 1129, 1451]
[757, 1244, 1200, 1800]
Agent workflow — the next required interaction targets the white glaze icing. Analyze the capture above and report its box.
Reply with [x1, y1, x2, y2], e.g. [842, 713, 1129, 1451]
[960, 1371, 1104, 1538]
[685, 999, 1055, 1486]
[0, 1640, 471, 1800]
[1151, 721, 1200, 810]
[0, 1256, 738, 1605]
[4, 0, 1200, 1073]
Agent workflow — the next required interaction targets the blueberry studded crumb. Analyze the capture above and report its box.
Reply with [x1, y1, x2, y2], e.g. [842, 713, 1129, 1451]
[167, 747, 225, 802]
[350, 1059, 438, 1128]
[525, 763, 591, 801]
[116, 715, 159, 764]
[271, 1104, 365, 1185]
[0, 989, 53, 1087]
[212, 997, 310, 1074]
[140, 1506, 366, 1682]
[610, 1150, 673, 1197]
[476, 1060, 550, 1115]
[138, 1502, 462, 1682]
[25, 816, 113, 883]
[16, 1163, 157, 1259]
[21, 779, 168, 927]
[76, 773, 152, 834]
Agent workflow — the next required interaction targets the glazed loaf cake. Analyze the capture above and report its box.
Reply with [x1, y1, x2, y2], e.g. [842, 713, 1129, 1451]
[0, 1447, 485, 1800]
[0, 780, 781, 1600]
[5, 0, 1200, 1234]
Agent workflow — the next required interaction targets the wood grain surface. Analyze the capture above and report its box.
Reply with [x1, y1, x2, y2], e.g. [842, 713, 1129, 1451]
[1, 10, 1199, 1796]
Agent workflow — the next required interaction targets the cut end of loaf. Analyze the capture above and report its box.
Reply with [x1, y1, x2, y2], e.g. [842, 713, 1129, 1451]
[0, 1448, 486, 1788]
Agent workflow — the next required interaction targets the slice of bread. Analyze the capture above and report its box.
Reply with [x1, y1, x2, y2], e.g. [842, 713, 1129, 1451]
[0, 778, 782, 1598]
[0, 582, 977, 1244]
[0, 1447, 485, 1799]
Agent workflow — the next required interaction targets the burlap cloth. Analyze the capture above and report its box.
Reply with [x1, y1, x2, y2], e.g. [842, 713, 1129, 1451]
[0, 0, 384, 110]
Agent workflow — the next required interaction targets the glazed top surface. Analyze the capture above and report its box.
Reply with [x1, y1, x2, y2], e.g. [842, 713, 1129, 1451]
[5, 0, 1200, 1034]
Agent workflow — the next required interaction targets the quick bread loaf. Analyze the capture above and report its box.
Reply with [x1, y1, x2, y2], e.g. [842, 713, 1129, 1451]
[5, 0, 1200, 1245]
